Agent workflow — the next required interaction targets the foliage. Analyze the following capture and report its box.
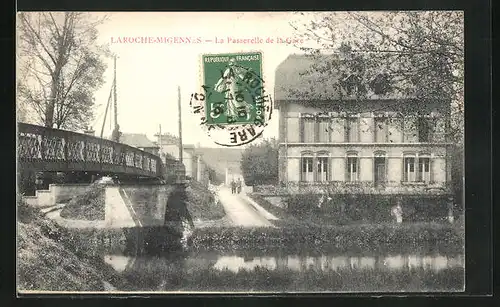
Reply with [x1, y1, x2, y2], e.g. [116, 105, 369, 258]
[184, 181, 226, 220]
[290, 11, 464, 143]
[285, 191, 451, 224]
[17, 199, 130, 291]
[17, 12, 111, 130]
[248, 193, 290, 217]
[189, 223, 463, 255]
[60, 182, 106, 220]
[207, 166, 223, 185]
[18, 194, 41, 223]
[240, 138, 279, 186]
[122, 182, 225, 221]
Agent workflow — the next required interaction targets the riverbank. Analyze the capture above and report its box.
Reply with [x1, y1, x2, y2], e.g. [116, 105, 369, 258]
[147, 266, 465, 292]
[17, 199, 130, 292]
[189, 222, 464, 255]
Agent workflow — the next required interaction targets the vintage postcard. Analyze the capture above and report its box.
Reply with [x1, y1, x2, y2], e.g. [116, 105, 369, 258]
[16, 11, 465, 294]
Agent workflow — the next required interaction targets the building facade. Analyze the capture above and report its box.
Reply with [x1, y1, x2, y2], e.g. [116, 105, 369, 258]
[154, 133, 209, 185]
[275, 55, 452, 196]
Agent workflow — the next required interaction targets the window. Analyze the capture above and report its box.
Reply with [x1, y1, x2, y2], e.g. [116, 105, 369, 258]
[345, 116, 359, 142]
[374, 116, 388, 142]
[404, 156, 417, 182]
[418, 157, 431, 182]
[418, 117, 433, 142]
[301, 155, 314, 182]
[369, 73, 392, 95]
[301, 117, 315, 143]
[374, 153, 386, 185]
[318, 118, 330, 143]
[347, 154, 359, 182]
[403, 116, 418, 142]
[341, 74, 359, 96]
[317, 155, 329, 182]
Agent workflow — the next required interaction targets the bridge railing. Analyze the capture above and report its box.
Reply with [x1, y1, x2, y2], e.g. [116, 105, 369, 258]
[17, 123, 163, 178]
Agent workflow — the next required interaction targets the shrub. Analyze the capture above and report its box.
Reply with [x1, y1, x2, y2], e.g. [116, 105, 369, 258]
[184, 181, 225, 220]
[241, 138, 279, 186]
[189, 223, 464, 255]
[285, 193, 452, 224]
[17, 196, 42, 224]
[60, 182, 106, 220]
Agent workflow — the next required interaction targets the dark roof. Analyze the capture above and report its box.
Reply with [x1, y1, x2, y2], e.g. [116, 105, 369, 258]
[275, 54, 340, 102]
[274, 54, 409, 106]
[120, 133, 157, 148]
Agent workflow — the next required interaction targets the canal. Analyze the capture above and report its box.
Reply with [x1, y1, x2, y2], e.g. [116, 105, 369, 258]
[71, 225, 464, 292]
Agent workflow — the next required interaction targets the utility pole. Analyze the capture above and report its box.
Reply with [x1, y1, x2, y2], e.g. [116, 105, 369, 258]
[110, 55, 120, 142]
[177, 86, 183, 165]
[158, 124, 162, 161]
[100, 83, 113, 138]
[113, 55, 118, 130]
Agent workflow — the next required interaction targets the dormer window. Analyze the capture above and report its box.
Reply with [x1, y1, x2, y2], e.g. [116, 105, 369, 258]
[369, 73, 392, 95]
[340, 74, 361, 96]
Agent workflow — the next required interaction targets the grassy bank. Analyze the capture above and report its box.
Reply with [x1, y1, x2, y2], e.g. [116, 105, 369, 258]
[185, 181, 225, 220]
[189, 223, 464, 255]
[152, 266, 464, 292]
[248, 194, 300, 224]
[249, 193, 464, 231]
[17, 198, 130, 292]
[60, 182, 105, 220]
[123, 181, 226, 222]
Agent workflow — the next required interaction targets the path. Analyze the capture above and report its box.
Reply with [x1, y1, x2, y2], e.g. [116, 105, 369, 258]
[217, 187, 275, 227]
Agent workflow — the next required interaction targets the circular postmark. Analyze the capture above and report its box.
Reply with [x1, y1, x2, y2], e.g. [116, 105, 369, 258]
[189, 52, 273, 147]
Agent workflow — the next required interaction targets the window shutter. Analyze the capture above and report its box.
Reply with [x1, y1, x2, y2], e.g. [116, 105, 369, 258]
[299, 115, 304, 143]
[344, 117, 348, 142]
[345, 157, 349, 182]
[329, 156, 332, 181]
[401, 157, 405, 182]
[355, 117, 360, 142]
[357, 157, 360, 181]
[315, 119, 319, 143]
[312, 157, 316, 182]
[430, 158, 434, 183]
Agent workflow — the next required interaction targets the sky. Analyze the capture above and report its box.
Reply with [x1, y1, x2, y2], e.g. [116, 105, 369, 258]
[90, 12, 312, 147]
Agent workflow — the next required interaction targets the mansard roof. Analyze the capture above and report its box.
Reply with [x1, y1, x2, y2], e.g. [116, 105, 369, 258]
[274, 54, 412, 109]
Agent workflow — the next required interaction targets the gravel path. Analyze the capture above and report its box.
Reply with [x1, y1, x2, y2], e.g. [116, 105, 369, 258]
[217, 187, 275, 228]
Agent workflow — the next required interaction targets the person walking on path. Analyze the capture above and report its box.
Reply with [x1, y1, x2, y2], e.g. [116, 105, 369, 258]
[236, 178, 242, 194]
[230, 179, 236, 194]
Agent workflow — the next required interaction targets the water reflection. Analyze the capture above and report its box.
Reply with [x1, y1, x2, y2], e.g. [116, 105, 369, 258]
[104, 252, 464, 274]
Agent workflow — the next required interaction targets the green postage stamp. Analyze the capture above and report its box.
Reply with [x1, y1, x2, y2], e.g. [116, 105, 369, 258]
[202, 52, 265, 126]
[190, 51, 272, 147]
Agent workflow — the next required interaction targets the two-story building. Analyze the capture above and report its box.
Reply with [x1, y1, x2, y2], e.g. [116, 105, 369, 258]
[275, 54, 452, 197]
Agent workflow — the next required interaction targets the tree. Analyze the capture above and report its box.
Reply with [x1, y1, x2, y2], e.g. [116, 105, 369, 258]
[288, 12, 465, 209]
[17, 12, 110, 130]
[290, 11, 464, 143]
[240, 138, 279, 186]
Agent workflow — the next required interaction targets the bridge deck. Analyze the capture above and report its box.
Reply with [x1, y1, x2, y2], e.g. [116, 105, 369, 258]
[17, 123, 164, 178]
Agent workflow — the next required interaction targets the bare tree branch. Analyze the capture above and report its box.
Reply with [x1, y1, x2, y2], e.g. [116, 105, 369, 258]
[17, 12, 109, 130]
